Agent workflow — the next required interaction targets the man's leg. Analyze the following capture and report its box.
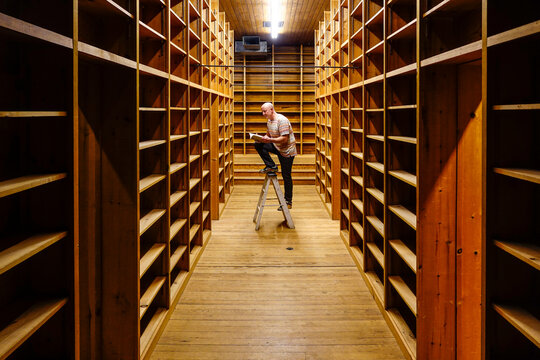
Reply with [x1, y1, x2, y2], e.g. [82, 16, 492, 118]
[254, 142, 278, 171]
[278, 155, 294, 204]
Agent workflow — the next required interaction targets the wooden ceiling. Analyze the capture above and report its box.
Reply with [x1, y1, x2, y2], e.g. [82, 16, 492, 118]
[218, 0, 329, 45]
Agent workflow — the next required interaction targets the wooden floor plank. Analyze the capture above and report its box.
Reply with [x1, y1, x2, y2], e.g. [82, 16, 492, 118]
[150, 185, 404, 359]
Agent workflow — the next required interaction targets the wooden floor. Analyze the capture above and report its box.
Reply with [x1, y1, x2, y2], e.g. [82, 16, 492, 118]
[150, 185, 404, 360]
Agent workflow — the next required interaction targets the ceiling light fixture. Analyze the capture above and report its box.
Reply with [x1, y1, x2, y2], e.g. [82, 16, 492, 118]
[269, 0, 283, 39]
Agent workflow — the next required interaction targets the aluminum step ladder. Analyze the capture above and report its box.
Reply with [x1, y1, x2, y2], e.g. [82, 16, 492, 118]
[253, 172, 294, 230]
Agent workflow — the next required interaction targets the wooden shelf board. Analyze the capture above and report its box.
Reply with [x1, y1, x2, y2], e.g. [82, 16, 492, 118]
[189, 28, 201, 43]
[170, 9, 187, 28]
[188, 0, 201, 19]
[366, 215, 384, 237]
[170, 134, 188, 141]
[366, 187, 384, 205]
[366, 40, 384, 56]
[351, 152, 364, 160]
[171, 74, 189, 85]
[139, 174, 166, 193]
[170, 191, 187, 208]
[169, 215, 187, 241]
[389, 275, 417, 316]
[0, 231, 67, 275]
[351, 1, 363, 18]
[189, 224, 201, 241]
[389, 170, 417, 187]
[170, 245, 188, 271]
[139, 276, 166, 319]
[364, 74, 384, 85]
[389, 239, 417, 273]
[366, 161, 385, 173]
[492, 104, 540, 111]
[387, 308, 417, 358]
[386, 63, 417, 79]
[189, 178, 201, 189]
[139, 139, 166, 150]
[0, 298, 68, 359]
[140, 307, 167, 358]
[139, 21, 166, 41]
[0, 13, 73, 49]
[342, 209, 350, 220]
[139, 63, 169, 79]
[366, 135, 384, 142]
[139, 243, 166, 278]
[0, 111, 67, 118]
[0, 173, 67, 198]
[139, 107, 166, 112]
[366, 242, 384, 268]
[493, 303, 540, 348]
[387, 19, 417, 42]
[388, 135, 417, 144]
[489, 20, 540, 47]
[494, 240, 540, 271]
[387, 104, 417, 111]
[493, 168, 540, 184]
[389, 205, 416, 230]
[190, 201, 201, 216]
[423, 0, 479, 18]
[351, 199, 363, 214]
[139, 209, 166, 236]
[421, 40, 481, 67]
[351, 222, 364, 239]
[170, 162, 187, 175]
[365, 271, 385, 302]
[80, 0, 134, 18]
[170, 270, 189, 303]
[170, 41, 188, 57]
[351, 175, 364, 187]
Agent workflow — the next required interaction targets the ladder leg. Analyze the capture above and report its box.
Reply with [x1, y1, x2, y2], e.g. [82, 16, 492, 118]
[254, 176, 270, 230]
[271, 177, 295, 229]
[253, 176, 268, 222]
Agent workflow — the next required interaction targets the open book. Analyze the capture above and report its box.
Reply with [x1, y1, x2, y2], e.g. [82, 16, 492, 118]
[248, 133, 264, 142]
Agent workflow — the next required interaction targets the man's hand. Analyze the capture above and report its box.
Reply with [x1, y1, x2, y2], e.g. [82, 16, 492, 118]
[261, 135, 272, 143]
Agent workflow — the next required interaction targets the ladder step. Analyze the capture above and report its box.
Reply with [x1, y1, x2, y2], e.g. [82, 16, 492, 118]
[253, 173, 295, 230]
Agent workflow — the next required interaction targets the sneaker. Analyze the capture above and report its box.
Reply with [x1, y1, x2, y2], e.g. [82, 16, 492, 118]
[259, 166, 278, 174]
[277, 202, 292, 211]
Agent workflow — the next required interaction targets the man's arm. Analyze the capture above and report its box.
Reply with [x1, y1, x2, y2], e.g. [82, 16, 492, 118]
[261, 133, 289, 144]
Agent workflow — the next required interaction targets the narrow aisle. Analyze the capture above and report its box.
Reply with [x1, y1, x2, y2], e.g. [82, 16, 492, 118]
[151, 185, 404, 360]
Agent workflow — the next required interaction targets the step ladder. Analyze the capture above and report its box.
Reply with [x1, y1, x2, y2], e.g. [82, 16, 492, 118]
[253, 172, 295, 230]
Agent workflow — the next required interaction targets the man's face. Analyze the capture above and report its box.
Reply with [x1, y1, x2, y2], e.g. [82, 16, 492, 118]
[261, 106, 272, 119]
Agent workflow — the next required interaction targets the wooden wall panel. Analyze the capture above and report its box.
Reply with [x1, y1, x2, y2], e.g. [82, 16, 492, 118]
[417, 67, 457, 360]
[456, 62, 483, 360]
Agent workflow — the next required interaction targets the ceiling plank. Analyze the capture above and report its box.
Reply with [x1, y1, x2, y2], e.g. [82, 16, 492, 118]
[220, 0, 327, 45]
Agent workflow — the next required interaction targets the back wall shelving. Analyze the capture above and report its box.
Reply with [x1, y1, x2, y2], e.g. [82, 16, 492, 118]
[234, 44, 316, 155]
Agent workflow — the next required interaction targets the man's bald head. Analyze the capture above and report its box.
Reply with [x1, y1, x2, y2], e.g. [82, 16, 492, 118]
[261, 102, 274, 111]
[261, 102, 275, 119]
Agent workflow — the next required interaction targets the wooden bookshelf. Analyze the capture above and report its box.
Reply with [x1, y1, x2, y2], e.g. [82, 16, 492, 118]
[0, 0, 232, 359]
[0, 1, 78, 358]
[312, 0, 532, 359]
[485, 1, 540, 359]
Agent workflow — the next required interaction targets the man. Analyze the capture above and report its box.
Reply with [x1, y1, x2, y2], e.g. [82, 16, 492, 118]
[255, 102, 297, 209]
